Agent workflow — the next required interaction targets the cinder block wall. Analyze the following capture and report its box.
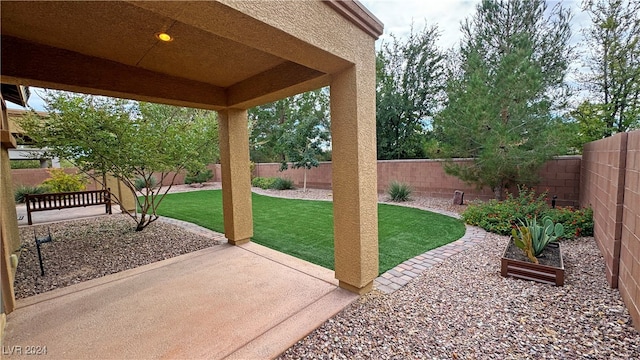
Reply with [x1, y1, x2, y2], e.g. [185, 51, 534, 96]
[253, 157, 581, 205]
[11, 168, 99, 190]
[10, 158, 581, 205]
[579, 133, 628, 288]
[620, 132, 640, 330]
[580, 130, 640, 330]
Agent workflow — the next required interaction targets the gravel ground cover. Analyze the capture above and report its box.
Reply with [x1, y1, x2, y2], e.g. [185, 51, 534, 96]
[280, 233, 639, 359]
[14, 214, 220, 299]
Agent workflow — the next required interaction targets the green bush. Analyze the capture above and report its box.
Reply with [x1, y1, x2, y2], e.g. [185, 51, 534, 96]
[271, 177, 294, 190]
[545, 206, 594, 238]
[134, 176, 158, 191]
[10, 160, 42, 169]
[251, 177, 276, 189]
[388, 181, 412, 202]
[462, 186, 593, 239]
[185, 169, 213, 184]
[14, 185, 46, 203]
[462, 186, 548, 235]
[41, 169, 87, 193]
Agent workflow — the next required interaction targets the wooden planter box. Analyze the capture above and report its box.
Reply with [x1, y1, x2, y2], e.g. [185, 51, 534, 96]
[501, 240, 565, 286]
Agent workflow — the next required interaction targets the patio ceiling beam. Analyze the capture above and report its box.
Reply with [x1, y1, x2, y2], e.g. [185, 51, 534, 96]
[1, 36, 228, 110]
[227, 62, 328, 109]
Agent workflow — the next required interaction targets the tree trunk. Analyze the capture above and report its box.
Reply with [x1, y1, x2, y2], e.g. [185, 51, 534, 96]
[303, 169, 307, 192]
[135, 213, 146, 232]
[493, 185, 505, 201]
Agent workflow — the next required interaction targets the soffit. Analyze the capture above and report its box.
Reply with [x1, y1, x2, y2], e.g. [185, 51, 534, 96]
[0, 1, 286, 88]
[0, 1, 379, 109]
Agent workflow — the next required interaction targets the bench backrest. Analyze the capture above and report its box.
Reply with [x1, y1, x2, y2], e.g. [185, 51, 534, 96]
[25, 189, 112, 225]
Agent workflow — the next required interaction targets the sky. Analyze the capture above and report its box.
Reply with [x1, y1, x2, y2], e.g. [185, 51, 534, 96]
[7, 0, 592, 111]
[361, 0, 590, 48]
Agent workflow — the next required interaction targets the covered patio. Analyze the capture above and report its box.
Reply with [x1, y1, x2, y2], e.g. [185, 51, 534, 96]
[1, 0, 383, 355]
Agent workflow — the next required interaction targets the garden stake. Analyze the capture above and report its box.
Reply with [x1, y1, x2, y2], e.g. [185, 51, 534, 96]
[34, 227, 53, 276]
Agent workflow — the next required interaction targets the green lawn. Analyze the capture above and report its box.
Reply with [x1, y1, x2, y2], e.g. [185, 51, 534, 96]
[152, 190, 465, 274]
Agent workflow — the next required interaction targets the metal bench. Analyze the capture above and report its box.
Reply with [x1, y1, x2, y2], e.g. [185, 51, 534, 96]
[25, 189, 112, 225]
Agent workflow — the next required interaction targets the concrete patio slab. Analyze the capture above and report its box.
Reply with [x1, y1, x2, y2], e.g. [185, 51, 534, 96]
[4, 242, 357, 359]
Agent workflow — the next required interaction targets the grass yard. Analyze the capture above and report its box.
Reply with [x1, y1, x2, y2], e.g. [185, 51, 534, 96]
[152, 190, 465, 274]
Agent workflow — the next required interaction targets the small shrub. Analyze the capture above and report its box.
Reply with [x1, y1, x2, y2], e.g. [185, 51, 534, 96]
[41, 169, 87, 193]
[462, 186, 549, 235]
[185, 169, 213, 184]
[134, 176, 158, 191]
[545, 206, 593, 239]
[14, 185, 46, 203]
[462, 186, 593, 240]
[388, 181, 412, 202]
[10, 160, 42, 169]
[271, 177, 294, 190]
[251, 177, 276, 189]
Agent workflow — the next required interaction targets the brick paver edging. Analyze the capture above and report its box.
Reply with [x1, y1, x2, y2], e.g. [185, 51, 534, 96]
[374, 225, 487, 294]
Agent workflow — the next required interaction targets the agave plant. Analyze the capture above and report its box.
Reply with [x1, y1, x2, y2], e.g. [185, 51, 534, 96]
[512, 216, 564, 264]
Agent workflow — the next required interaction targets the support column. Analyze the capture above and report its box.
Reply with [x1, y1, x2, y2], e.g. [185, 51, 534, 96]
[218, 109, 253, 245]
[330, 61, 378, 294]
[1, 96, 19, 316]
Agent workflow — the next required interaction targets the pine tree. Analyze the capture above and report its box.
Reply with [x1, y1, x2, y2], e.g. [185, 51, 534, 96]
[435, 0, 572, 199]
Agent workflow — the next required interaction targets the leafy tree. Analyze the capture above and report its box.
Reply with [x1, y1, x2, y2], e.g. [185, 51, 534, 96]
[434, 0, 572, 200]
[278, 90, 330, 192]
[376, 25, 446, 159]
[248, 98, 291, 163]
[562, 101, 610, 153]
[581, 0, 640, 135]
[249, 89, 330, 191]
[18, 92, 219, 231]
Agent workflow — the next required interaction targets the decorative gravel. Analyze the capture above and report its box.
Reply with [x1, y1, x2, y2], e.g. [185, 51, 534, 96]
[14, 214, 220, 299]
[280, 234, 639, 359]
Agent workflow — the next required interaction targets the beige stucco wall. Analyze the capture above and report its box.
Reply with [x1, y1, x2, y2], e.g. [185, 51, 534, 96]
[1, 96, 20, 319]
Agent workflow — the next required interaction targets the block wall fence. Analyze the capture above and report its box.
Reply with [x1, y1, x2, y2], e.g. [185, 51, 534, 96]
[253, 157, 582, 206]
[580, 131, 640, 330]
[12, 158, 580, 205]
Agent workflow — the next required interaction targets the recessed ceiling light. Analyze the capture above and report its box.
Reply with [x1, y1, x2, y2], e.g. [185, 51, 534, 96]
[155, 32, 173, 42]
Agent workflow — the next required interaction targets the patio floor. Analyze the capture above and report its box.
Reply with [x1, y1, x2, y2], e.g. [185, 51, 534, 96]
[5, 206, 358, 359]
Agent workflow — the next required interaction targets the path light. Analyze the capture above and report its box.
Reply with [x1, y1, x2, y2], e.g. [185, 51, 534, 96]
[155, 32, 173, 42]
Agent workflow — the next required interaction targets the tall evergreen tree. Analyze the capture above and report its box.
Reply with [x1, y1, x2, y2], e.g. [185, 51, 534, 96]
[435, 0, 572, 200]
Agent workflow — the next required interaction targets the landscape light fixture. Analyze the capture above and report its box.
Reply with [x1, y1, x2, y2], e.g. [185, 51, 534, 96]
[155, 32, 173, 42]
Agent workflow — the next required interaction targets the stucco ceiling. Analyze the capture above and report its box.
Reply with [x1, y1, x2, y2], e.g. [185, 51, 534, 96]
[1, 1, 381, 110]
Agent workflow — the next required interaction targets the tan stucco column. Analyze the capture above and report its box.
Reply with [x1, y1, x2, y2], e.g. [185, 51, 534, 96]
[218, 109, 253, 245]
[1, 97, 19, 316]
[330, 62, 379, 294]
